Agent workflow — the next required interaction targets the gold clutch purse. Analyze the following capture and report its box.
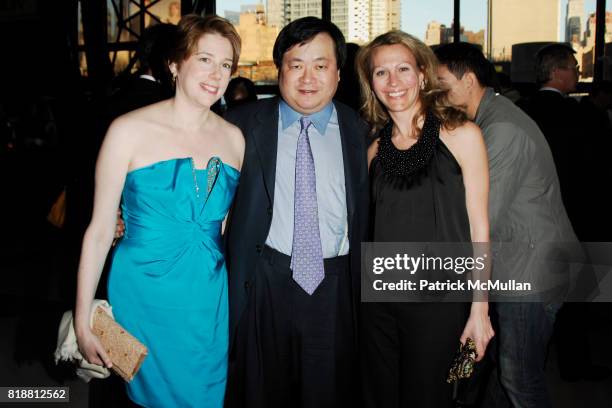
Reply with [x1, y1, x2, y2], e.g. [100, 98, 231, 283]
[91, 306, 148, 382]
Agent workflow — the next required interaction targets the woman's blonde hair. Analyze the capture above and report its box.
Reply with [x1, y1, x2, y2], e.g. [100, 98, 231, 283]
[356, 30, 465, 135]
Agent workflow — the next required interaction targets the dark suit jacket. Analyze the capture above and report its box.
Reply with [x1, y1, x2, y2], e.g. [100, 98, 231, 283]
[224, 97, 369, 352]
[517, 90, 579, 214]
[108, 77, 171, 119]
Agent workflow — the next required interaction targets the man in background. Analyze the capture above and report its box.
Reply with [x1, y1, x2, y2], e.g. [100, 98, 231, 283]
[435, 42, 577, 408]
[520, 44, 611, 383]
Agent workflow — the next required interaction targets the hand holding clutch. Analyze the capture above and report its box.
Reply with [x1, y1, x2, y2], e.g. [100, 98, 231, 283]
[55, 300, 147, 383]
[447, 337, 477, 383]
[91, 306, 148, 382]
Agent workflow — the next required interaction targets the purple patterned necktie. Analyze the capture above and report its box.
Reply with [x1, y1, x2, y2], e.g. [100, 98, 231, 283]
[290, 116, 325, 295]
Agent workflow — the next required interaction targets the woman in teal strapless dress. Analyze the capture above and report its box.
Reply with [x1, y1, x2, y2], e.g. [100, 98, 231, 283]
[74, 15, 244, 408]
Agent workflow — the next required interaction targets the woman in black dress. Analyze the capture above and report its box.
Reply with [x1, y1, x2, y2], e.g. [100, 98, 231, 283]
[356, 31, 495, 407]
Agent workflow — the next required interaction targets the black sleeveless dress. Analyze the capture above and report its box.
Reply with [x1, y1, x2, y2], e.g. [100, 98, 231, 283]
[361, 114, 471, 408]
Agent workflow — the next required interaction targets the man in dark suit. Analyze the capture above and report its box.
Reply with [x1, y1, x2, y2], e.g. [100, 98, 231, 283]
[224, 17, 369, 408]
[517, 44, 579, 219]
[107, 23, 176, 119]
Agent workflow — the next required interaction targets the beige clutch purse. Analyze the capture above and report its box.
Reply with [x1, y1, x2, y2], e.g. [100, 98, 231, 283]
[91, 306, 148, 382]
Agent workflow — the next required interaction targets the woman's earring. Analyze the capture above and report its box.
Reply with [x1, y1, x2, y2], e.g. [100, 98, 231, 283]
[420, 81, 425, 90]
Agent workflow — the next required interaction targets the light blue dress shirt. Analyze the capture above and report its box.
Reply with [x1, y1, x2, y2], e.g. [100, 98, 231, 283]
[265, 100, 349, 257]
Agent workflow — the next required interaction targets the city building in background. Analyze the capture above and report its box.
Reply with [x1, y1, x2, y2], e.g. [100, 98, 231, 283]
[266, 0, 285, 28]
[330, 0, 348, 40]
[370, 0, 401, 39]
[76, 0, 612, 84]
[226, 4, 280, 83]
[285, 0, 323, 21]
[488, 0, 559, 61]
[346, 0, 369, 43]
[584, 11, 612, 49]
[485, 0, 610, 81]
[464, 29, 485, 48]
[262, 0, 399, 42]
[416, 0, 610, 82]
[580, 11, 612, 78]
[225, 10, 241, 25]
[566, 0, 585, 43]
[423, 20, 483, 49]
[425, 20, 443, 45]
[223, 0, 401, 83]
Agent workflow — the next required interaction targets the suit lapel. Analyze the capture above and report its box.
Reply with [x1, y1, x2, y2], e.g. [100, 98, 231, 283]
[335, 101, 360, 235]
[251, 99, 361, 226]
[252, 97, 280, 204]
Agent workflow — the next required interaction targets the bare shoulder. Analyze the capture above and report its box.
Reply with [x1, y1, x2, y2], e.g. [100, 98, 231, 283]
[442, 121, 482, 143]
[109, 101, 168, 141]
[104, 113, 141, 150]
[103, 102, 173, 164]
[440, 121, 486, 166]
[97, 114, 141, 168]
[441, 121, 484, 151]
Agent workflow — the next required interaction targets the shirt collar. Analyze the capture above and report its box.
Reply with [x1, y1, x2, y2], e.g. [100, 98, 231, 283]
[474, 87, 497, 122]
[279, 99, 334, 135]
[139, 74, 157, 82]
[539, 87, 565, 96]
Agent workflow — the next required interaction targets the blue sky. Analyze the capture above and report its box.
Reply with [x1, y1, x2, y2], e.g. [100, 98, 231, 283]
[217, 0, 604, 41]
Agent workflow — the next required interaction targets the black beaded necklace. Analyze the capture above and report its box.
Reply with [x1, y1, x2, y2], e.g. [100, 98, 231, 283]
[376, 112, 440, 178]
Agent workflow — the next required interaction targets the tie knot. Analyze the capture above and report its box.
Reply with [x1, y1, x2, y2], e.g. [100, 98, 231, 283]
[300, 116, 312, 132]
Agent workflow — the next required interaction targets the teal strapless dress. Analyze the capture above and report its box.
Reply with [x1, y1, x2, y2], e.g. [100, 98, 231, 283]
[108, 157, 239, 408]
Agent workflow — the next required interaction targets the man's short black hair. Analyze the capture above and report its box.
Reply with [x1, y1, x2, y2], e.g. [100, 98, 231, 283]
[225, 76, 258, 108]
[434, 42, 494, 87]
[272, 17, 346, 70]
[138, 23, 177, 79]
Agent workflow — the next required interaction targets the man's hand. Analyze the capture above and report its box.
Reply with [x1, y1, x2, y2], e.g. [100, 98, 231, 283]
[113, 209, 125, 245]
